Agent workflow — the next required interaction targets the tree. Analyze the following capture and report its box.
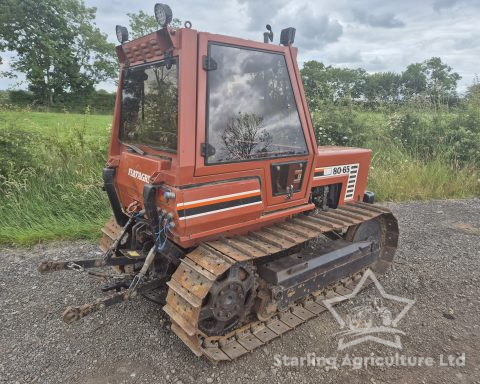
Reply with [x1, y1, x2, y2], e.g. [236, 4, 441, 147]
[466, 76, 480, 106]
[364, 72, 402, 105]
[402, 58, 461, 106]
[300, 61, 366, 107]
[401, 63, 427, 99]
[327, 67, 367, 102]
[127, 10, 182, 40]
[221, 113, 272, 160]
[301, 58, 461, 109]
[301, 61, 334, 109]
[0, 0, 116, 106]
[422, 57, 461, 106]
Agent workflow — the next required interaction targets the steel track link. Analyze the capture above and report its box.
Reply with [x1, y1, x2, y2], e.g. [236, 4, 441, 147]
[163, 203, 398, 362]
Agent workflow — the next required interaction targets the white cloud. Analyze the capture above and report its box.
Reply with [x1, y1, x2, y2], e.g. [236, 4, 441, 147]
[352, 9, 405, 28]
[433, 0, 459, 12]
[1, 0, 478, 92]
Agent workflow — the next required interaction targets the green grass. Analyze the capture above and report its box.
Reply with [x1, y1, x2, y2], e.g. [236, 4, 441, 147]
[1, 107, 479, 246]
[0, 109, 112, 245]
[368, 146, 480, 201]
[0, 110, 112, 138]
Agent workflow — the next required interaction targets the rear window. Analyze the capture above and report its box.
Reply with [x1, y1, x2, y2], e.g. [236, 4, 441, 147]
[205, 44, 308, 164]
[120, 58, 178, 152]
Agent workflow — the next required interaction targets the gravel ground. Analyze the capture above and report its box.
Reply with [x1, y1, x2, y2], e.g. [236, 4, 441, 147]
[1, 199, 479, 384]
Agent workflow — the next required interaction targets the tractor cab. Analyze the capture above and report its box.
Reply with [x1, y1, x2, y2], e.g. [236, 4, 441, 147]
[106, 6, 370, 249]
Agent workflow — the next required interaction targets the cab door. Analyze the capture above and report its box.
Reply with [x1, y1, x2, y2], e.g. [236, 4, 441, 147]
[194, 32, 315, 211]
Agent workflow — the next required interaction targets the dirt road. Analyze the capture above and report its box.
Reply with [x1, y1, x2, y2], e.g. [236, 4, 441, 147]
[1, 199, 479, 384]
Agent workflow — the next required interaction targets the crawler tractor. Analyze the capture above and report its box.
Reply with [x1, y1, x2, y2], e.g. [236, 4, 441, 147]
[39, 4, 398, 362]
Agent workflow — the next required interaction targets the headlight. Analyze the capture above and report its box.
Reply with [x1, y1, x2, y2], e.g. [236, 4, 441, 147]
[116, 25, 129, 44]
[154, 3, 173, 28]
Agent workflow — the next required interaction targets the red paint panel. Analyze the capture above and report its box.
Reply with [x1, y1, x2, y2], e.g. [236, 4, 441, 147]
[313, 146, 372, 204]
[116, 152, 164, 205]
[180, 178, 263, 240]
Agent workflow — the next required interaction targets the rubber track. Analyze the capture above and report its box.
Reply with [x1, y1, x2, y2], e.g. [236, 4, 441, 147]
[163, 203, 398, 362]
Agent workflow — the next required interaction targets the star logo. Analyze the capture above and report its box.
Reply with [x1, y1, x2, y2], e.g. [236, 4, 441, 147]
[323, 269, 415, 350]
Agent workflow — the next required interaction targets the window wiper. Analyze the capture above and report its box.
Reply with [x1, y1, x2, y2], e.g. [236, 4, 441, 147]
[124, 143, 146, 156]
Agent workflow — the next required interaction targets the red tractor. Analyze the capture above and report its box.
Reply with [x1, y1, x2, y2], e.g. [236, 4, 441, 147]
[40, 4, 398, 362]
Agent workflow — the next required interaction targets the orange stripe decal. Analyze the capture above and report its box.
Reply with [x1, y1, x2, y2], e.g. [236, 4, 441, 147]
[178, 190, 261, 210]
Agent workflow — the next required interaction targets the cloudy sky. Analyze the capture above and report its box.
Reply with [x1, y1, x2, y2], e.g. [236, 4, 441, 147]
[1, 0, 478, 92]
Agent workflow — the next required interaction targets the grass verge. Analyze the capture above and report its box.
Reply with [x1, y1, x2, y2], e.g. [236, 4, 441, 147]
[1, 109, 112, 246]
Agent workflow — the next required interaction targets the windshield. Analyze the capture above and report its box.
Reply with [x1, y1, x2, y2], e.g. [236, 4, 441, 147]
[205, 44, 308, 164]
[120, 58, 178, 152]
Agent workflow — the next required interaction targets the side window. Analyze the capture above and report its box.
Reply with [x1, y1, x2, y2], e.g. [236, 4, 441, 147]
[120, 59, 178, 152]
[205, 44, 308, 164]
